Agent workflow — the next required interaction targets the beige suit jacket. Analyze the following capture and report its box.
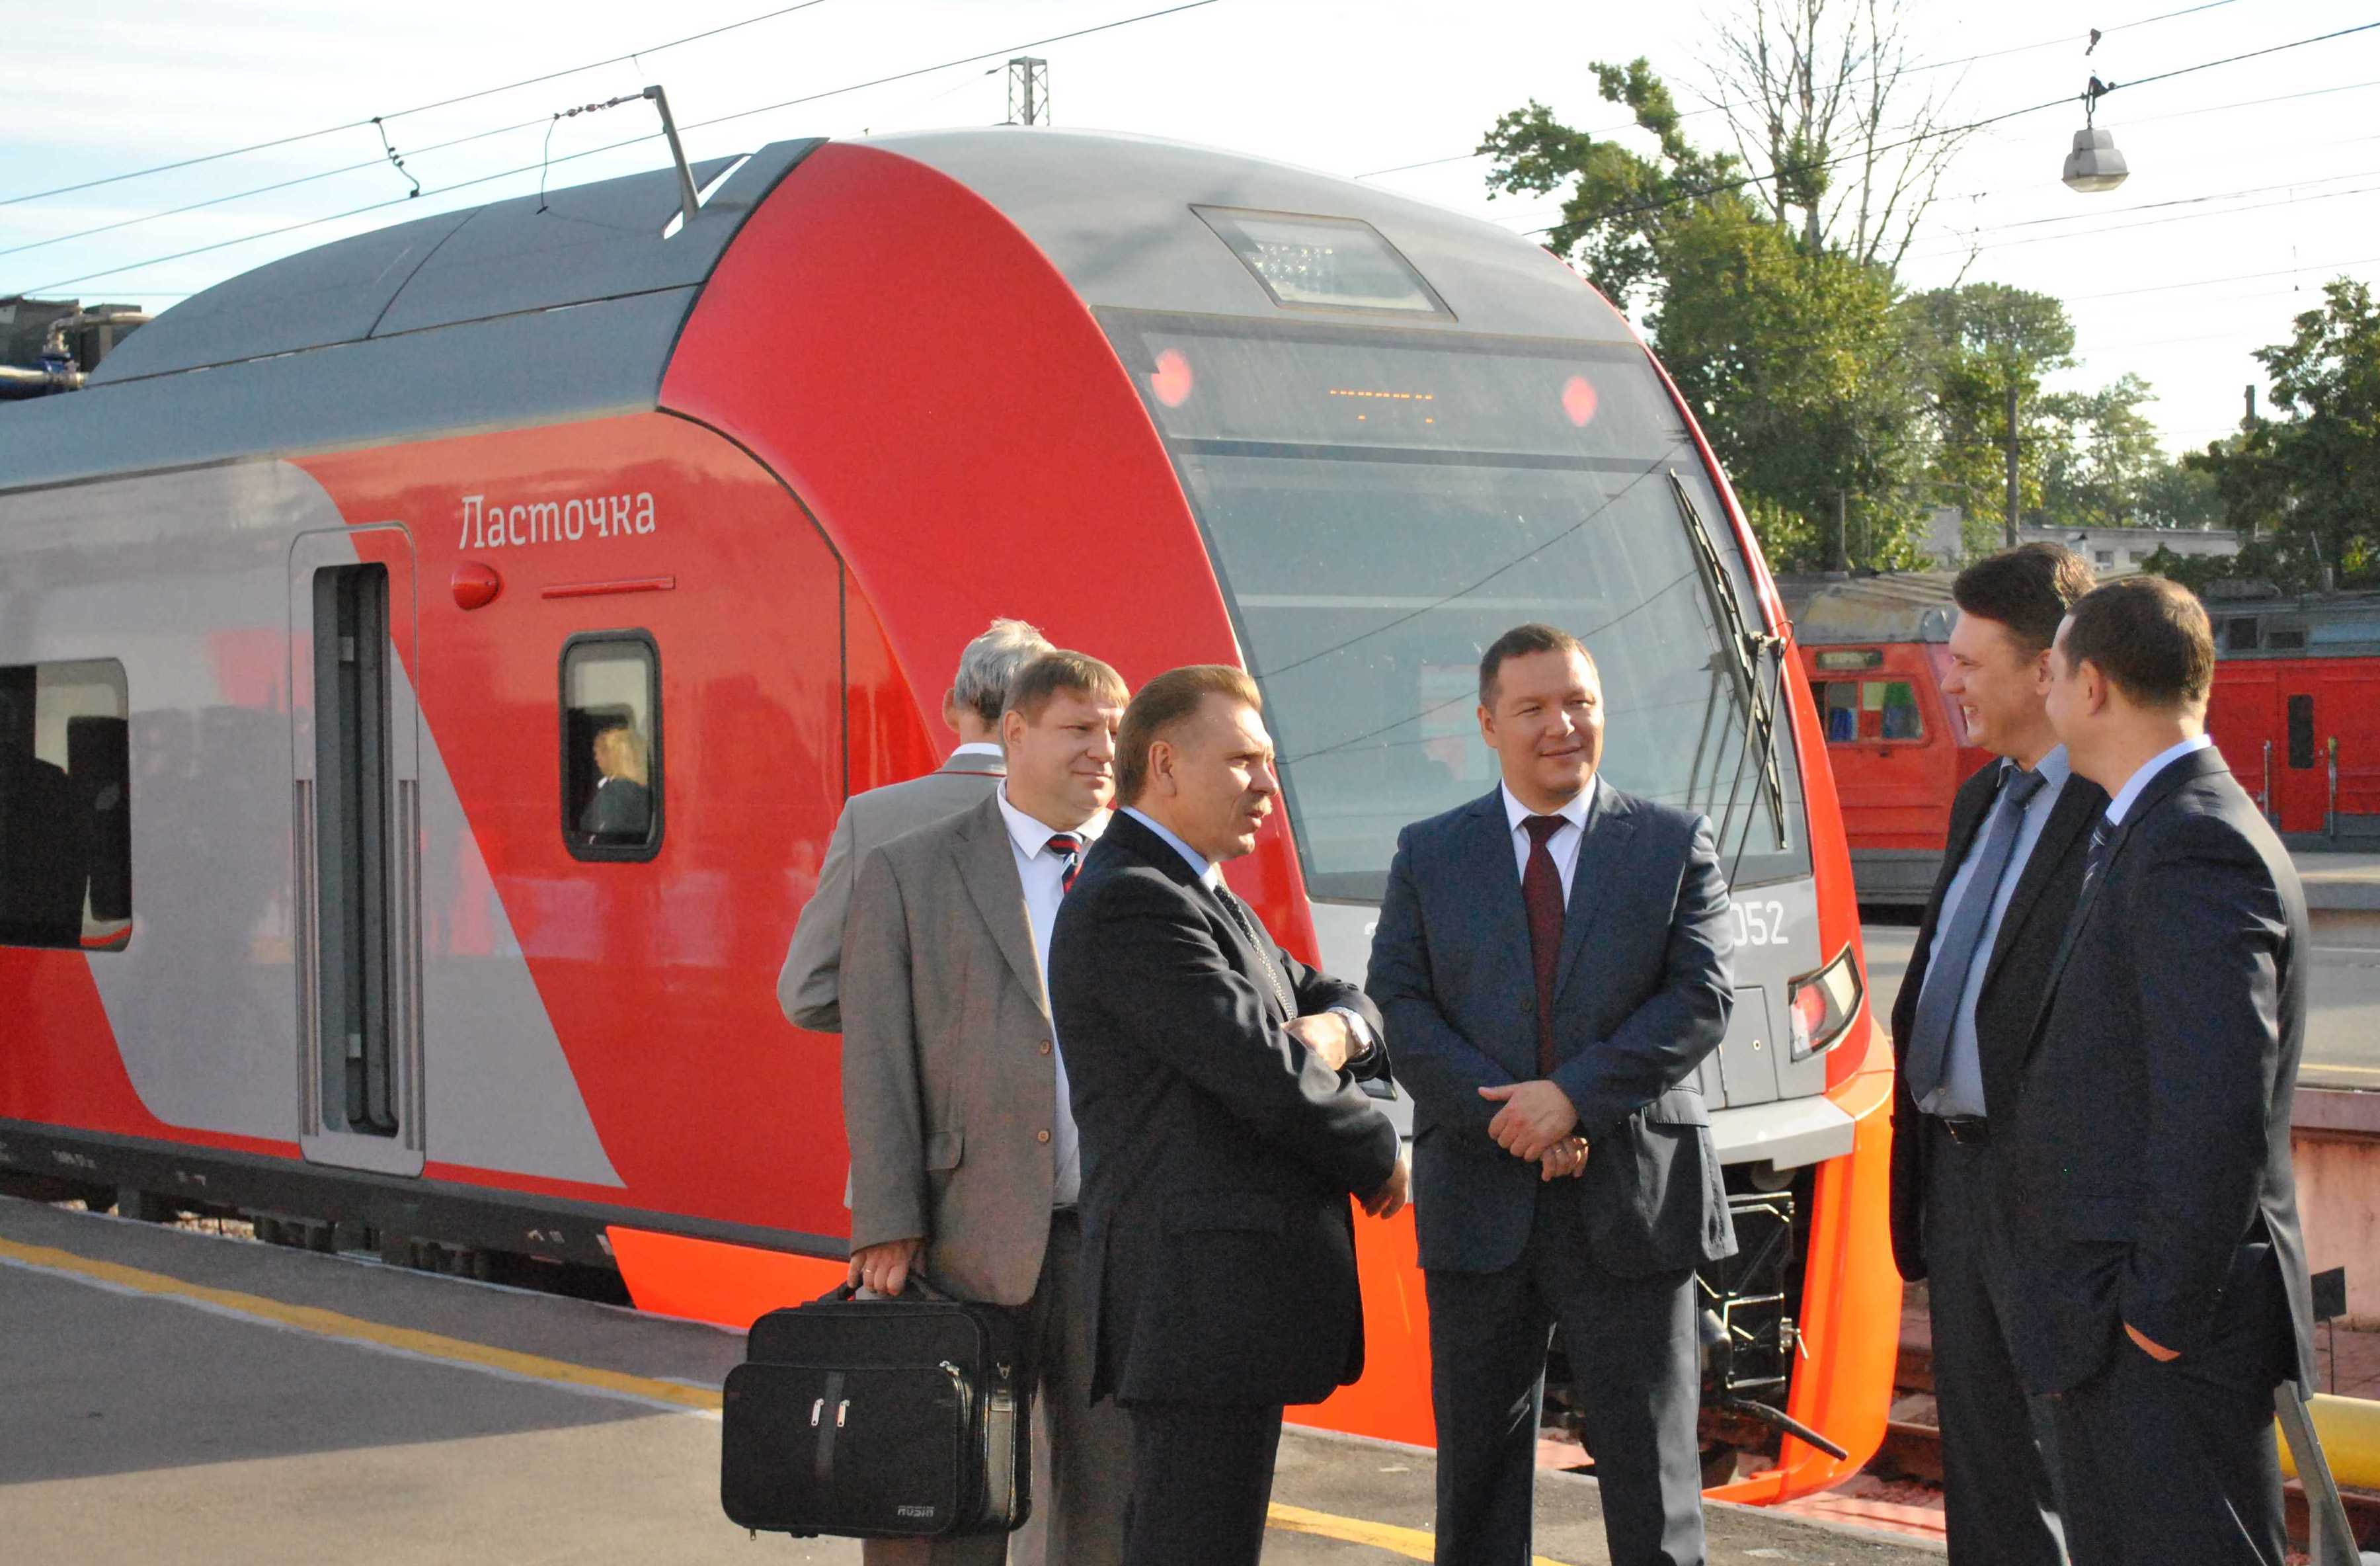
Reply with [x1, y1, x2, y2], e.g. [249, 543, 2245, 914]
[840, 790, 1062, 1306]
[777, 750, 1005, 1032]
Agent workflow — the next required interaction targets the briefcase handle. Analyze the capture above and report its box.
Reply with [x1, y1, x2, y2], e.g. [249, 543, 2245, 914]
[820, 1273, 955, 1305]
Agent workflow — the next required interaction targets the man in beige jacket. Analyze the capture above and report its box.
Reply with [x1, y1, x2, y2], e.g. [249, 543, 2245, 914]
[840, 649, 1135, 1565]
[779, 618, 1052, 1032]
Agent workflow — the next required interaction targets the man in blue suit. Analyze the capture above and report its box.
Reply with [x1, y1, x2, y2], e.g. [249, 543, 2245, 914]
[1368, 621, 1735, 1566]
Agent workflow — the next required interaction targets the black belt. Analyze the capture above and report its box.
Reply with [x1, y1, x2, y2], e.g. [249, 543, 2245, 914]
[1932, 1115, 1991, 1147]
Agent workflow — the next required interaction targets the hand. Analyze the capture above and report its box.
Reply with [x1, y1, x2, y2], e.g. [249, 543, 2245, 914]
[1478, 1080, 1580, 1162]
[1361, 1149, 1411, 1219]
[849, 1237, 926, 1297]
[1538, 1137, 1589, 1182]
[2124, 1322, 2180, 1362]
[1287, 1011, 1355, 1073]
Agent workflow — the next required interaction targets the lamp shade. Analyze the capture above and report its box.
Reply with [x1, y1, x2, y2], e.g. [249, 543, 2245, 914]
[2063, 126, 2129, 193]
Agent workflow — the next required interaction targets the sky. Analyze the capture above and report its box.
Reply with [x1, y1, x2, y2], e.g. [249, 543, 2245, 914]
[4, 0, 2377, 458]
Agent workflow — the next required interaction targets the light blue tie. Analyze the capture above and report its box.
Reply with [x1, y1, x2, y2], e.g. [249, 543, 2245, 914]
[1903, 766, 2048, 1108]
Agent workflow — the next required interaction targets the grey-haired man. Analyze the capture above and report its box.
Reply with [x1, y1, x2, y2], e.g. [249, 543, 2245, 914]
[779, 617, 1053, 1032]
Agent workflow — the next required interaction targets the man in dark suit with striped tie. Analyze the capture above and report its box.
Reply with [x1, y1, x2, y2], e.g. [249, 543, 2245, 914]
[1367, 622, 1735, 1566]
[2008, 576, 2317, 1565]
[1885, 542, 2100, 1565]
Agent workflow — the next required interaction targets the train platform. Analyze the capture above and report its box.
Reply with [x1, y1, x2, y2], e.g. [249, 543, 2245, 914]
[0, 1194, 1940, 1565]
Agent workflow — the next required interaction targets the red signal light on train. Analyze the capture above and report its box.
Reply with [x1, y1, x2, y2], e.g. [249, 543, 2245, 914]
[1150, 349, 1195, 409]
[1561, 374, 1599, 428]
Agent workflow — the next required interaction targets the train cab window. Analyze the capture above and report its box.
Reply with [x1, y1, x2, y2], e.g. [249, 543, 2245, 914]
[0, 660, 132, 950]
[561, 633, 662, 860]
[1815, 681, 1860, 743]
[2226, 617, 2260, 653]
[1870, 680, 1925, 741]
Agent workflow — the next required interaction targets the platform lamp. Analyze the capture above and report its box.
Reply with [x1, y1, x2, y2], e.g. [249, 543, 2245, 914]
[2063, 73, 2129, 193]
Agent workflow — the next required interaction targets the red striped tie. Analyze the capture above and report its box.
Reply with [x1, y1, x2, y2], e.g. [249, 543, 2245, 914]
[1047, 834, 1082, 894]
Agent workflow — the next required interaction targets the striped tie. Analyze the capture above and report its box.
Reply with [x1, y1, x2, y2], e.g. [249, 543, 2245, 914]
[1047, 834, 1082, 894]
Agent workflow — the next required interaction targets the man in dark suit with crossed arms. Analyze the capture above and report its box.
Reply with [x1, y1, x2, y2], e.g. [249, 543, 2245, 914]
[1368, 622, 1735, 1566]
[2013, 575, 2318, 1563]
[1049, 664, 1406, 1566]
[1887, 542, 2100, 1565]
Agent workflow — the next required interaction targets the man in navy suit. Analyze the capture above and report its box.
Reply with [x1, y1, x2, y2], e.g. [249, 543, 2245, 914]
[1368, 622, 1735, 1566]
[2010, 575, 2317, 1564]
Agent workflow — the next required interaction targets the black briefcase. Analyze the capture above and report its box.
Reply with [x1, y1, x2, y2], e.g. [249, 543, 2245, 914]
[721, 1279, 1031, 1540]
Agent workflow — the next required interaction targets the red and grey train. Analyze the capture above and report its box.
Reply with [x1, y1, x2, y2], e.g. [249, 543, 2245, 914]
[0, 128, 1897, 1493]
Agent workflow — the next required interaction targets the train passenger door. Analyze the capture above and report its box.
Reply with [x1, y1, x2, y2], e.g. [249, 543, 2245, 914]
[289, 526, 424, 1175]
[2278, 680, 2326, 834]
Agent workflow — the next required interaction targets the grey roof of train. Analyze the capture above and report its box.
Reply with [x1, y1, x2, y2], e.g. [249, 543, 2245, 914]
[0, 128, 1626, 493]
[0, 140, 820, 491]
[1783, 571, 1961, 645]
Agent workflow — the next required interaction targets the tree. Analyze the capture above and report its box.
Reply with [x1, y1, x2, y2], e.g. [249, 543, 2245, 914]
[1481, 61, 1929, 569]
[1905, 283, 2076, 537]
[2133, 458, 2223, 530]
[1700, 0, 1974, 267]
[2040, 374, 2165, 530]
[2192, 279, 2380, 585]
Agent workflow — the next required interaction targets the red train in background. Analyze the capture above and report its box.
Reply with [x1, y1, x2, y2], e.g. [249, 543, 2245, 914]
[0, 127, 1901, 1495]
[2202, 584, 2380, 838]
[1781, 573, 1990, 905]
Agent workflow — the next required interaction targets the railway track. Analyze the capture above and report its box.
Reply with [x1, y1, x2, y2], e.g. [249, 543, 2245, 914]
[1881, 1307, 2380, 1549]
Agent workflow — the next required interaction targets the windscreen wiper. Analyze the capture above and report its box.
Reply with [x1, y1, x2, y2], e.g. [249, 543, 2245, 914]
[1668, 471, 1786, 876]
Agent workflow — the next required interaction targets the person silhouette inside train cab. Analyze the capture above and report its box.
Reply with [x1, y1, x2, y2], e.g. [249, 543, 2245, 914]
[0, 682, 91, 946]
[580, 723, 652, 843]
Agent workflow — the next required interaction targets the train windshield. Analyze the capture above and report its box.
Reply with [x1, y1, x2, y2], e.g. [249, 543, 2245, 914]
[1105, 311, 1809, 902]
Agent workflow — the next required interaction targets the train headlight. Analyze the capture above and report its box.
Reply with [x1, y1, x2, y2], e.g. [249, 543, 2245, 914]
[1786, 944, 1864, 1061]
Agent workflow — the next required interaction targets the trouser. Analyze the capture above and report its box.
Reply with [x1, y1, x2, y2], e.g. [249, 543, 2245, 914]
[1117, 1399, 1284, 1566]
[865, 1210, 1132, 1566]
[1923, 1118, 2069, 1565]
[1423, 1184, 1706, 1566]
[2049, 1237, 2293, 1566]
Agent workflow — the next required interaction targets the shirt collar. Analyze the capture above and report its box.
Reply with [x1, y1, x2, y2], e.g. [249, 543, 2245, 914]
[997, 786, 1106, 859]
[1121, 806, 1218, 886]
[951, 741, 1004, 760]
[2105, 733, 2215, 825]
[2007, 743, 2072, 795]
[1500, 774, 1596, 837]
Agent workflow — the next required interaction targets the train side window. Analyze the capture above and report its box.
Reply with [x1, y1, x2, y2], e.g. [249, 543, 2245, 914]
[2288, 696, 2316, 770]
[0, 659, 132, 951]
[561, 633, 662, 861]
[1868, 680, 1924, 742]
[2227, 617, 2260, 652]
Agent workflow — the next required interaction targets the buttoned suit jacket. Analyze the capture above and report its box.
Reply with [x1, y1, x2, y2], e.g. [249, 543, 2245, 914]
[779, 750, 1006, 1032]
[1048, 810, 1398, 1408]
[1998, 747, 2317, 1397]
[1885, 762, 2105, 1282]
[1367, 784, 1736, 1278]
[838, 790, 1066, 1307]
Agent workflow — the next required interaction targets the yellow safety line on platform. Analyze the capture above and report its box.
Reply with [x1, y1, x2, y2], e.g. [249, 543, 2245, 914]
[1263, 1501, 1571, 1565]
[0, 1235, 723, 1413]
[0, 1230, 1544, 1562]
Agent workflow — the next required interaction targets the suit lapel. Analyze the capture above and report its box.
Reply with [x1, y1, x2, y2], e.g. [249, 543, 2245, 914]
[1462, 790, 1534, 962]
[954, 795, 1047, 1015]
[2031, 747, 2225, 1043]
[1556, 784, 1639, 997]
[1976, 772, 2098, 1001]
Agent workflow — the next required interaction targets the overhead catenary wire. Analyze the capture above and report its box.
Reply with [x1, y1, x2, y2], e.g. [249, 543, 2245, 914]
[0, 1, 836, 211]
[1347, 0, 2244, 181]
[15, 0, 1224, 296]
[1505, 17, 2380, 244]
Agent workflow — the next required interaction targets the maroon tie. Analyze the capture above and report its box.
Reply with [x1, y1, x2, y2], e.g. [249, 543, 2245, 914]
[1522, 815, 1566, 1077]
[1047, 834, 1082, 894]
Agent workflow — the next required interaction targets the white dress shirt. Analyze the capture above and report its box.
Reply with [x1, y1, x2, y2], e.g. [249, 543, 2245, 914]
[2104, 733, 2216, 825]
[1915, 746, 2073, 1118]
[997, 788, 1107, 1208]
[950, 741, 1004, 764]
[1501, 776, 1598, 901]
